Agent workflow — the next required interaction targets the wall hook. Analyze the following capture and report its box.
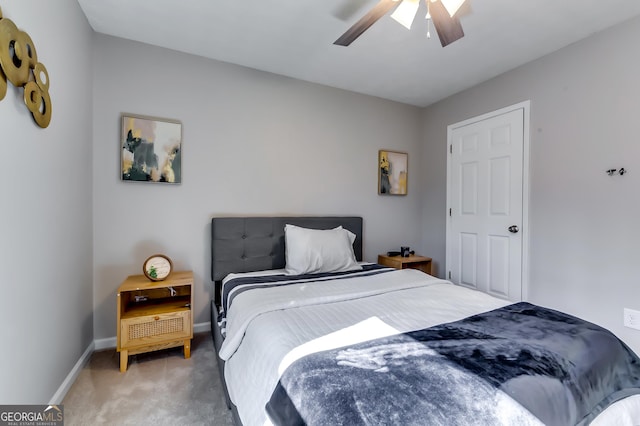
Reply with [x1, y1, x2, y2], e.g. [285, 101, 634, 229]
[606, 168, 627, 176]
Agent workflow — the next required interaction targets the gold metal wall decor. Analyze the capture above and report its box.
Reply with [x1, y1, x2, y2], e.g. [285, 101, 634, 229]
[0, 6, 52, 128]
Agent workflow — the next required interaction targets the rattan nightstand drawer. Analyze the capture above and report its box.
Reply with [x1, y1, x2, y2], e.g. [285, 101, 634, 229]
[120, 309, 191, 348]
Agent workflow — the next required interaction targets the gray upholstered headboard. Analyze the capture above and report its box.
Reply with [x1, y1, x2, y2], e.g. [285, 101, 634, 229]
[211, 216, 363, 305]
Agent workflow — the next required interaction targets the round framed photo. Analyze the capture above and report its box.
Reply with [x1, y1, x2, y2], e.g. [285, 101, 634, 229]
[143, 254, 173, 281]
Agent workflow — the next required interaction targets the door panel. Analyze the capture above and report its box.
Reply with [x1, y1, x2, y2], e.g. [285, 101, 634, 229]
[448, 108, 524, 301]
[461, 162, 478, 214]
[488, 235, 509, 297]
[460, 233, 478, 288]
[489, 156, 510, 215]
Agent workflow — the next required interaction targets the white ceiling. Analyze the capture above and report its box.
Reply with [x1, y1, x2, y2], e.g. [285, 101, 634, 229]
[77, 0, 640, 107]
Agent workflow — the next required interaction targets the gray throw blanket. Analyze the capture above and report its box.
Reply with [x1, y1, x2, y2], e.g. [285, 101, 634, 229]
[266, 302, 640, 425]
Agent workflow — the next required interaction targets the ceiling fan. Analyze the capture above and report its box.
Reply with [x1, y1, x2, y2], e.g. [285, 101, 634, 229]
[334, 0, 466, 48]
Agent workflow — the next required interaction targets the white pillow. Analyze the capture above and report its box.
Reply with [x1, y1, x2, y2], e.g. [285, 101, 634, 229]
[284, 224, 362, 275]
[339, 226, 357, 245]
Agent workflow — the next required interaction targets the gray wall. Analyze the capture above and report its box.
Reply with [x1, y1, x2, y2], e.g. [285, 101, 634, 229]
[92, 35, 424, 340]
[420, 16, 640, 353]
[0, 1, 94, 403]
[5, 3, 638, 402]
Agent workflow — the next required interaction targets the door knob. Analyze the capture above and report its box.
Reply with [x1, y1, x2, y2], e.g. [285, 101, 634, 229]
[508, 225, 519, 233]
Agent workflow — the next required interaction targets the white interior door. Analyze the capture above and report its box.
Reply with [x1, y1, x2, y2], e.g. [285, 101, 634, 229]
[446, 103, 528, 301]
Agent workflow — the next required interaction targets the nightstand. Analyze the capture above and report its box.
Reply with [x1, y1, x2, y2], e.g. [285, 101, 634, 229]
[116, 271, 194, 372]
[377, 254, 432, 275]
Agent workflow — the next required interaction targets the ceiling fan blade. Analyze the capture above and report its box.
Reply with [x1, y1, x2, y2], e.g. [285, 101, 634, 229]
[440, 0, 466, 17]
[334, 0, 399, 46]
[429, 0, 464, 47]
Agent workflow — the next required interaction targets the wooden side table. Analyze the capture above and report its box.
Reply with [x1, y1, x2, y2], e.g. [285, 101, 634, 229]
[377, 254, 432, 275]
[116, 271, 194, 372]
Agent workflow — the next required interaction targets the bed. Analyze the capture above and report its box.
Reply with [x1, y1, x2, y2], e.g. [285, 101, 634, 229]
[210, 216, 640, 426]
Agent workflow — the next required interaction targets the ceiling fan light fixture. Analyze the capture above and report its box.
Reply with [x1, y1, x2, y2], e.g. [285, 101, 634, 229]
[438, 0, 465, 17]
[390, 0, 420, 30]
[333, 0, 465, 47]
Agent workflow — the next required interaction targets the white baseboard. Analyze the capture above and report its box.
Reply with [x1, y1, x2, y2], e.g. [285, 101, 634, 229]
[194, 321, 211, 334]
[51, 321, 213, 402]
[94, 336, 117, 351]
[50, 341, 95, 405]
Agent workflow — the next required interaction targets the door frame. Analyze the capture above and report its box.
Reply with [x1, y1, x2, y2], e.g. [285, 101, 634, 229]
[445, 100, 531, 301]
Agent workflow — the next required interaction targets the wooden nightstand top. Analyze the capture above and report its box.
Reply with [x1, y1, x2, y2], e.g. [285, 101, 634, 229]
[378, 254, 431, 264]
[378, 254, 432, 275]
[118, 270, 194, 293]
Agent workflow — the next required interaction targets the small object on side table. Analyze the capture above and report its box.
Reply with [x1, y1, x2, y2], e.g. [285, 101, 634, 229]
[143, 254, 173, 281]
[116, 270, 193, 372]
[378, 254, 432, 275]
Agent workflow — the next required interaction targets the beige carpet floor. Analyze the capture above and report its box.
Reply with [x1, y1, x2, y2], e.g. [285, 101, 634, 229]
[63, 333, 234, 425]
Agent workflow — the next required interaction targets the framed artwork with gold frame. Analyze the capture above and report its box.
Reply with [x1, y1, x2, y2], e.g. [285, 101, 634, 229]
[378, 150, 408, 195]
[121, 114, 182, 183]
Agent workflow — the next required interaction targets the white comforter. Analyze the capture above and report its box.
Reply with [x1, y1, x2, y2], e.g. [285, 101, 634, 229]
[219, 267, 640, 426]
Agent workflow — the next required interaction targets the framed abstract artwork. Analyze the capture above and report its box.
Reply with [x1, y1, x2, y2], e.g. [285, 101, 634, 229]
[121, 114, 182, 183]
[378, 150, 408, 195]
